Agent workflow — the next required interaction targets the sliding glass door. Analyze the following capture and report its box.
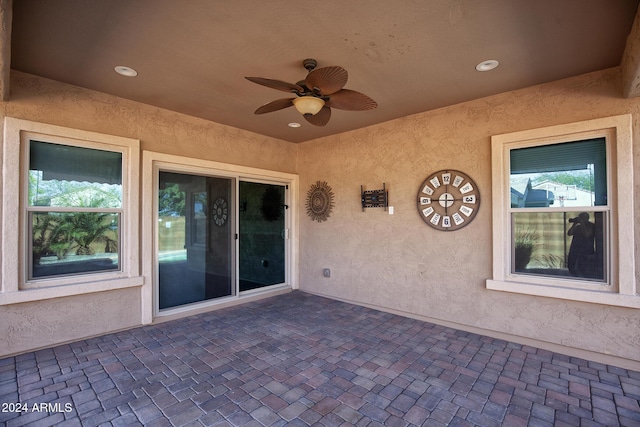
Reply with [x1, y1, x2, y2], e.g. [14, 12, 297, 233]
[156, 172, 288, 312]
[157, 171, 234, 310]
[238, 181, 287, 291]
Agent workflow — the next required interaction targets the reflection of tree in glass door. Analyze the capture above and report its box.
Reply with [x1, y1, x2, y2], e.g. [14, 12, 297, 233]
[157, 172, 233, 310]
[239, 182, 286, 291]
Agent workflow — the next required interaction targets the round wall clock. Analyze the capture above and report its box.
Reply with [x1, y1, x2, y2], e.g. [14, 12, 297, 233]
[212, 196, 228, 226]
[417, 170, 480, 231]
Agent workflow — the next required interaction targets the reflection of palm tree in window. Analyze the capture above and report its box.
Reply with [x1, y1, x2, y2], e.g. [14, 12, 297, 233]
[32, 213, 72, 263]
[66, 210, 117, 256]
[32, 197, 118, 264]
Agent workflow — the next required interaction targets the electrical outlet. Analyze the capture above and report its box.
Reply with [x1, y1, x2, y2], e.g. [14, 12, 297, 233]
[323, 268, 331, 278]
[389, 206, 394, 214]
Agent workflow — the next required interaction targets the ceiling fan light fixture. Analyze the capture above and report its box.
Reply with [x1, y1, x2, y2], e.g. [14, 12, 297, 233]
[292, 96, 325, 115]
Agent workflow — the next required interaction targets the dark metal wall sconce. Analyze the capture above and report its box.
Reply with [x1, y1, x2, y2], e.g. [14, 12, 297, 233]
[361, 183, 389, 211]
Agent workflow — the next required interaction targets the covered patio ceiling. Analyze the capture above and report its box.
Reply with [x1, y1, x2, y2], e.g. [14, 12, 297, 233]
[1, 0, 640, 143]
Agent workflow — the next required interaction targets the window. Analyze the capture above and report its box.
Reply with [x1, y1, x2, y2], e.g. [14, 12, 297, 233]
[29, 142, 122, 279]
[510, 138, 607, 282]
[487, 115, 638, 308]
[1, 118, 142, 304]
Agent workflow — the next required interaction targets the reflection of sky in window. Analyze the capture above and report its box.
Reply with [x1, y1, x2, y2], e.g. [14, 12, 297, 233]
[511, 167, 591, 180]
[194, 201, 205, 216]
[510, 166, 593, 189]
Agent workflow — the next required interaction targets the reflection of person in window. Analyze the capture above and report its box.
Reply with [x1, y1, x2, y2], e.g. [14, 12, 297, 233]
[567, 212, 595, 277]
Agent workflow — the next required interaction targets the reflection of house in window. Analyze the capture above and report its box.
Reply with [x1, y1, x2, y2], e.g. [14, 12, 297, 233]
[510, 177, 555, 207]
[531, 181, 594, 207]
[508, 138, 607, 281]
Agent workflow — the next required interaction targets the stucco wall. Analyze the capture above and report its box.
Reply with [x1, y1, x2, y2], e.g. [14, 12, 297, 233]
[0, 288, 141, 355]
[0, 71, 297, 356]
[1, 68, 638, 365]
[297, 67, 640, 366]
[4, 72, 297, 173]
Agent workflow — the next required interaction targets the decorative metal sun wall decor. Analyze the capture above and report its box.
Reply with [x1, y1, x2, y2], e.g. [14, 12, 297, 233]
[306, 181, 334, 222]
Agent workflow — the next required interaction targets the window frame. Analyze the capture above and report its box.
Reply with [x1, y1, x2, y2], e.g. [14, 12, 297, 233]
[486, 115, 638, 308]
[1, 118, 142, 304]
[508, 136, 610, 288]
[27, 210, 122, 280]
[26, 141, 125, 281]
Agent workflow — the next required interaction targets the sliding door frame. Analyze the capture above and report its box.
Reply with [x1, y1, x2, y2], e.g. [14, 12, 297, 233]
[238, 178, 290, 295]
[141, 151, 299, 323]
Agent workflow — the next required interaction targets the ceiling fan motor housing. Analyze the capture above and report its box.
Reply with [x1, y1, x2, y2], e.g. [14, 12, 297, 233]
[303, 58, 318, 71]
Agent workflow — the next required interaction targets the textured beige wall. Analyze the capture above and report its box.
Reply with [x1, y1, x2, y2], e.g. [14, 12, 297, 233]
[4, 72, 297, 173]
[0, 288, 140, 355]
[0, 71, 297, 356]
[297, 67, 640, 365]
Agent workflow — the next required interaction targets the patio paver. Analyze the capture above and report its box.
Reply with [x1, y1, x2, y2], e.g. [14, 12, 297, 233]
[1, 291, 639, 426]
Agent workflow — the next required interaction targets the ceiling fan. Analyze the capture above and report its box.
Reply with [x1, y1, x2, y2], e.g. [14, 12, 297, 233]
[245, 58, 377, 126]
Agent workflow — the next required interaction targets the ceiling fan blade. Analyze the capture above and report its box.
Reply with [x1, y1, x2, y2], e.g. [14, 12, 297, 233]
[245, 77, 304, 93]
[254, 98, 295, 114]
[325, 89, 378, 110]
[305, 66, 348, 95]
[303, 106, 331, 126]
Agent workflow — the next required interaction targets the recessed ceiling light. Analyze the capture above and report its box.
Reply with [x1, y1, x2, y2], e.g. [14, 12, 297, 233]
[475, 60, 499, 72]
[288, 122, 302, 128]
[114, 65, 138, 77]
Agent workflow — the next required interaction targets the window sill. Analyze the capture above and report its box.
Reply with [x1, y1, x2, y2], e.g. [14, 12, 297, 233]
[0, 276, 144, 305]
[486, 279, 640, 308]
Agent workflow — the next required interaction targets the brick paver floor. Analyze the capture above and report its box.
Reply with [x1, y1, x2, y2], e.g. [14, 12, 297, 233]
[1, 291, 639, 426]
